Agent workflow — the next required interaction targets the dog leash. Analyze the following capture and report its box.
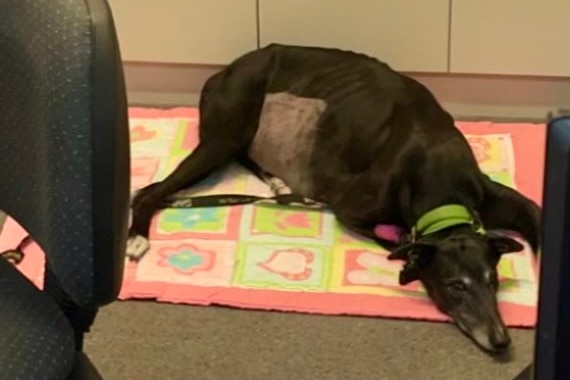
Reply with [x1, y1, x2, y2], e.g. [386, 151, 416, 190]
[159, 192, 329, 210]
[159, 192, 411, 245]
[0, 193, 329, 266]
[2, 198, 484, 265]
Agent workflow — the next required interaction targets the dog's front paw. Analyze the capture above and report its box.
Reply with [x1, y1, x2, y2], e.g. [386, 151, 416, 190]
[126, 235, 150, 262]
[268, 177, 292, 195]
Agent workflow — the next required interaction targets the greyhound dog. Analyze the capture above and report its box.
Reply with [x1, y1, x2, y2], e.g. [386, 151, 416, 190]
[128, 44, 541, 353]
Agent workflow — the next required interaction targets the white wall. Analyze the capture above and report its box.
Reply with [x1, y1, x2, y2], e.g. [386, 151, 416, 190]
[123, 63, 570, 121]
[109, 0, 258, 65]
[109, 0, 570, 120]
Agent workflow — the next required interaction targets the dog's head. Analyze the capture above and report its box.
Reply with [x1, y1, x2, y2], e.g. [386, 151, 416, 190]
[388, 226, 524, 353]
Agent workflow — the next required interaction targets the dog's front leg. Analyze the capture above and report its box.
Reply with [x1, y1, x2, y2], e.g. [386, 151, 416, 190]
[328, 174, 399, 250]
[334, 213, 377, 241]
[479, 177, 541, 252]
[335, 214, 399, 250]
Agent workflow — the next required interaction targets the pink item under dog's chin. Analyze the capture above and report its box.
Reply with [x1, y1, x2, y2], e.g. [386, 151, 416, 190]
[374, 224, 404, 243]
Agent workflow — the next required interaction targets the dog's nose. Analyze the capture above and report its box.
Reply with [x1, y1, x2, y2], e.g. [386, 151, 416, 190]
[490, 326, 511, 350]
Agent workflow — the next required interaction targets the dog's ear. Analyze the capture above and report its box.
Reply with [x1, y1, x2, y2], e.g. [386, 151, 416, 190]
[398, 261, 423, 285]
[487, 233, 524, 256]
[388, 242, 436, 285]
[387, 241, 435, 261]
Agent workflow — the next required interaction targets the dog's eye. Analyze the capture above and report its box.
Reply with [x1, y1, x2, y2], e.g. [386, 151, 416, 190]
[447, 281, 467, 292]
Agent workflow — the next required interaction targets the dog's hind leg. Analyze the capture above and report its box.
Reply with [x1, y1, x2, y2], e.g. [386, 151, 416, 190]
[127, 143, 240, 260]
[128, 68, 269, 260]
[478, 177, 541, 253]
[237, 156, 293, 195]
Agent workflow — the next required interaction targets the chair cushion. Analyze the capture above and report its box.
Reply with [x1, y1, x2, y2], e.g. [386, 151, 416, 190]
[0, 257, 75, 379]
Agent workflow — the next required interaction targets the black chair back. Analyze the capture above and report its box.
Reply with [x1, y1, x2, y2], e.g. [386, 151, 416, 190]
[0, 0, 129, 310]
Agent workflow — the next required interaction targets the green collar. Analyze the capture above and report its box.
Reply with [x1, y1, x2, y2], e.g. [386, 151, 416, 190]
[411, 204, 485, 241]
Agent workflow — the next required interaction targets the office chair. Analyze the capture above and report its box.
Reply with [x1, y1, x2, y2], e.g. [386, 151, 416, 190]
[0, 0, 130, 378]
[514, 110, 570, 380]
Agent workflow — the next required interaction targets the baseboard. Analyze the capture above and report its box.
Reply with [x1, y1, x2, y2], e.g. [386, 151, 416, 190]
[124, 61, 570, 121]
[128, 91, 201, 108]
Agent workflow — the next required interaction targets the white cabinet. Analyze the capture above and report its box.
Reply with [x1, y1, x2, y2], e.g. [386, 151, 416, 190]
[450, 0, 570, 76]
[258, 0, 450, 73]
[108, 0, 257, 65]
[107, 0, 570, 78]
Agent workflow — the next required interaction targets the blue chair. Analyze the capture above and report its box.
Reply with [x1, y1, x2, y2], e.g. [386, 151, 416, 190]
[514, 112, 570, 380]
[0, 0, 130, 378]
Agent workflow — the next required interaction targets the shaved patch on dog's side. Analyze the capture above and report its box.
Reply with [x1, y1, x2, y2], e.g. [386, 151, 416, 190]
[249, 92, 327, 197]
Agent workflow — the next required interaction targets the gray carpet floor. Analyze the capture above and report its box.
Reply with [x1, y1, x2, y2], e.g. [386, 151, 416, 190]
[85, 300, 533, 380]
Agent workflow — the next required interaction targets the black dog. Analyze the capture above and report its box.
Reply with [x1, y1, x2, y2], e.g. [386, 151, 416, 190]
[128, 44, 541, 353]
